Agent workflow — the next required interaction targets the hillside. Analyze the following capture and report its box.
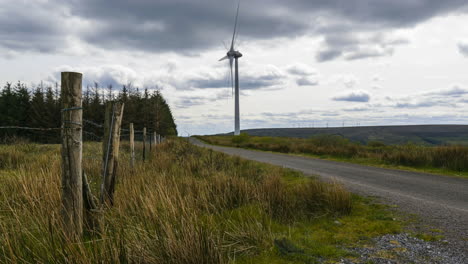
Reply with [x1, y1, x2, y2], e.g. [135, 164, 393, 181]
[222, 125, 468, 145]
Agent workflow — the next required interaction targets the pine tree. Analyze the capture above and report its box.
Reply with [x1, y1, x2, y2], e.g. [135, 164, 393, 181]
[0, 80, 178, 142]
[14, 81, 30, 125]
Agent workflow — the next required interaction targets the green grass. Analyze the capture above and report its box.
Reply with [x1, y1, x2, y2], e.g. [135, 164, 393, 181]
[197, 134, 468, 178]
[0, 139, 402, 263]
[415, 233, 445, 242]
[236, 196, 401, 264]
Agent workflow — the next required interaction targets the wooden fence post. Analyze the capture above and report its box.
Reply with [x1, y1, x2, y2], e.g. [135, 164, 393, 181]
[100, 102, 125, 206]
[142, 127, 146, 161]
[130, 123, 135, 168]
[60, 72, 83, 240]
[153, 132, 157, 146]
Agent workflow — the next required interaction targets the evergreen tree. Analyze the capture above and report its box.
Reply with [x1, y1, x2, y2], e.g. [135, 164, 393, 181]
[0, 80, 178, 142]
[14, 81, 30, 125]
[0, 82, 15, 125]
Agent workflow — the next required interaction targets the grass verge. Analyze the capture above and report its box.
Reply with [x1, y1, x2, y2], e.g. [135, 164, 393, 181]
[0, 139, 401, 263]
[197, 134, 468, 178]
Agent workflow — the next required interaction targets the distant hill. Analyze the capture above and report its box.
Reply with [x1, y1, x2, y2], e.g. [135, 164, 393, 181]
[220, 125, 468, 146]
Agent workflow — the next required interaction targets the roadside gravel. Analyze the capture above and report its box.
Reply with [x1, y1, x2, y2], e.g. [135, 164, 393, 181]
[341, 233, 467, 264]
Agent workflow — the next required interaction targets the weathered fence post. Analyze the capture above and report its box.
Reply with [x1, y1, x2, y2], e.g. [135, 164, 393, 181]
[153, 132, 157, 146]
[100, 102, 125, 206]
[130, 123, 135, 168]
[158, 134, 161, 144]
[142, 127, 146, 161]
[60, 72, 83, 240]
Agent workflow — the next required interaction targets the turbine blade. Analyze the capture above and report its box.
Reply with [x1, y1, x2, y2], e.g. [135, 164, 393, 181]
[219, 55, 229, 61]
[229, 57, 234, 96]
[230, 1, 240, 51]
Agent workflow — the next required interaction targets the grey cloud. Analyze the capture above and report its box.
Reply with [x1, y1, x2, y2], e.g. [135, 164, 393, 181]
[316, 49, 342, 62]
[187, 66, 285, 90]
[176, 96, 207, 109]
[286, 64, 316, 76]
[321, 112, 340, 117]
[333, 91, 370, 102]
[187, 77, 229, 90]
[291, 0, 468, 27]
[458, 41, 468, 57]
[425, 85, 468, 97]
[176, 90, 240, 109]
[286, 64, 319, 86]
[52, 65, 141, 88]
[241, 75, 283, 90]
[71, 0, 308, 53]
[394, 100, 455, 109]
[317, 33, 408, 62]
[201, 114, 232, 120]
[296, 77, 318, 86]
[343, 106, 371, 112]
[345, 47, 393, 61]
[0, 1, 68, 53]
[2, 0, 468, 58]
[387, 85, 466, 109]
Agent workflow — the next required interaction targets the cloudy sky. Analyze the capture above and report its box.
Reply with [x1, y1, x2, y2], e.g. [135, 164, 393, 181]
[2, 0, 468, 135]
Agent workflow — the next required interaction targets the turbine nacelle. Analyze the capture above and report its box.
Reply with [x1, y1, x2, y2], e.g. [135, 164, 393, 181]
[219, 50, 242, 61]
[227, 50, 243, 58]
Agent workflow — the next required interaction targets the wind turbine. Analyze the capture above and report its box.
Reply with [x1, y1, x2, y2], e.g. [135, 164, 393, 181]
[219, 2, 242, 136]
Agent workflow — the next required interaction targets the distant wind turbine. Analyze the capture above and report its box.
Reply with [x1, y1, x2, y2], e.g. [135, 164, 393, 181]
[219, 1, 242, 136]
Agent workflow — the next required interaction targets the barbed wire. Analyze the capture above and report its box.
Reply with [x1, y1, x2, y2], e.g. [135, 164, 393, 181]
[1, 125, 157, 141]
[0, 126, 61, 131]
[83, 119, 104, 128]
[0, 126, 148, 134]
[84, 131, 102, 140]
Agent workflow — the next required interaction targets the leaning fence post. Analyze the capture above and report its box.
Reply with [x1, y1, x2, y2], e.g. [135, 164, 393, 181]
[100, 102, 125, 206]
[60, 71, 83, 240]
[142, 127, 146, 161]
[130, 123, 135, 168]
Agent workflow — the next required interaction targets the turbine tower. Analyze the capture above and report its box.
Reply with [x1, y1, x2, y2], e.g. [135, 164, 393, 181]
[219, 2, 242, 136]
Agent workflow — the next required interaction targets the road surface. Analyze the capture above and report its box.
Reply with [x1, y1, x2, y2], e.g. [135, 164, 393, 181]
[190, 138, 468, 250]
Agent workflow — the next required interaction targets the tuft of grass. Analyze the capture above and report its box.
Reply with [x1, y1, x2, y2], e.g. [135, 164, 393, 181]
[0, 139, 402, 263]
[415, 233, 445, 242]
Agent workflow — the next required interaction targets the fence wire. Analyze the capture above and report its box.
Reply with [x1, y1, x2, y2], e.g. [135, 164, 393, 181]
[0, 126, 61, 131]
[1, 122, 160, 145]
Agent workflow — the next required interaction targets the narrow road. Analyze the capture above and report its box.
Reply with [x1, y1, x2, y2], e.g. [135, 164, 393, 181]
[190, 138, 468, 250]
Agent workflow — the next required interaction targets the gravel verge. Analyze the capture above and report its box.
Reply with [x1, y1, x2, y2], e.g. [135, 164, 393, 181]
[340, 233, 467, 264]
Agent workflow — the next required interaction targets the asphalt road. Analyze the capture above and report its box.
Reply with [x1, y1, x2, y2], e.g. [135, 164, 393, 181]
[190, 138, 468, 250]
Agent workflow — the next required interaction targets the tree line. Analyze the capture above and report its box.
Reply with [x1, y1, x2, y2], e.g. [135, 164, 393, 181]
[0, 81, 177, 143]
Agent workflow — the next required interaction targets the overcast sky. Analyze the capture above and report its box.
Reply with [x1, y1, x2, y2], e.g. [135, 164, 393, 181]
[1, 0, 468, 135]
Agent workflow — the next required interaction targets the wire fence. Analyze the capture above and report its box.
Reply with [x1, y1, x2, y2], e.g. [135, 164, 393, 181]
[0, 126, 61, 131]
[0, 121, 159, 144]
[0, 122, 165, 168]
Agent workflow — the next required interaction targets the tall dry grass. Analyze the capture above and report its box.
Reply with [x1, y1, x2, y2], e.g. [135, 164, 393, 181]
[0, 138, 352, 263]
